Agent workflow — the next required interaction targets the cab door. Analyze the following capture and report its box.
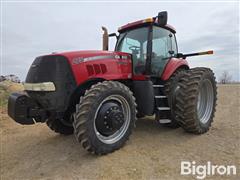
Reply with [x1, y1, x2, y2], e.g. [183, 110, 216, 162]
[150, 26, 178, 77]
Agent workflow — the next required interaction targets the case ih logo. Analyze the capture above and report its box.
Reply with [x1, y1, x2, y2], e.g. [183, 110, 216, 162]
[72, 57, 84, 64]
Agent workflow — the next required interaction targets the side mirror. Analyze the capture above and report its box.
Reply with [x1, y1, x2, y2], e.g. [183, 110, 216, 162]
[157, 11, 168, 26]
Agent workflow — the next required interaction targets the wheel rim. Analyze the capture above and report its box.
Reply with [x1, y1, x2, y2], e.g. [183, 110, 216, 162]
[94, 95, 131, 144]
[197, 79, 214, 124]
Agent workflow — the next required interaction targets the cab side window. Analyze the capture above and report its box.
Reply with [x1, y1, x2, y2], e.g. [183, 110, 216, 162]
[151, 26, 178, 76]
[152, 27, 177, 58]
[171, 34, 178, 55]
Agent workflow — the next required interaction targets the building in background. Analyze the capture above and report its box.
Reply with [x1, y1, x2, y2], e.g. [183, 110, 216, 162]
[0, 75, 21, 83]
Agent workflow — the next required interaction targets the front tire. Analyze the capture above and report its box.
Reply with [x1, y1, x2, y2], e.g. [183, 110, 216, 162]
[46, 117, 74, 135]
[73, 81, 137, 155]
[176, 67, 217, 134]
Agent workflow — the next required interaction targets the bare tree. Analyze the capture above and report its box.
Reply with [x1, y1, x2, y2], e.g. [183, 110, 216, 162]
[219, 71, 232, 84]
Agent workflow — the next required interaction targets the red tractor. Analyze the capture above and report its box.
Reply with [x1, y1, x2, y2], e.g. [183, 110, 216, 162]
[8, 12, 217, 155]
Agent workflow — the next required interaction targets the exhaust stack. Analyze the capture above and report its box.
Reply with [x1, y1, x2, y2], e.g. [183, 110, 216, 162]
[102, 26, 109, 51]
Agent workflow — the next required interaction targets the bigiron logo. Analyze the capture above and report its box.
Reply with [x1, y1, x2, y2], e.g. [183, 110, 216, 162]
[180, 161, 237, 179]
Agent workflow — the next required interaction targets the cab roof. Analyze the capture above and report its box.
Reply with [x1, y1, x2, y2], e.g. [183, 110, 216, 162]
[118, 17, 176, 33]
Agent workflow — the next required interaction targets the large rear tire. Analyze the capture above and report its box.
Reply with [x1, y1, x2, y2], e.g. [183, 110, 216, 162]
[176, 67, 217, 134]
[163, 69, 187, 128]
[73, 81, 137, 155]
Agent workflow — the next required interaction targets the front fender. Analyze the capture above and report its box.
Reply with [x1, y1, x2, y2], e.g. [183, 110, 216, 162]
[161, 58, 189, 81]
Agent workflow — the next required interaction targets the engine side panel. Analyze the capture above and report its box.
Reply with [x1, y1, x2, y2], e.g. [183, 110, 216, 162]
[71, 58, 132, 85]
[58, 51, 133, 85]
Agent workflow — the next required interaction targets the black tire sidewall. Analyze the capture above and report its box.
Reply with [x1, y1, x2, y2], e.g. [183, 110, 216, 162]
[46, 117, 73, 135]
[83, 86, 136, 152]
[167, 70, 186, 126]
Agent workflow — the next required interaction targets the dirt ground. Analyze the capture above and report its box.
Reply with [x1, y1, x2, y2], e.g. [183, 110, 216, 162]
[0, 84, 239, 180]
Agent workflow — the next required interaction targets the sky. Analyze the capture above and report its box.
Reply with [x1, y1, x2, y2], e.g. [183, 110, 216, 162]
[1, 1, 239, 82]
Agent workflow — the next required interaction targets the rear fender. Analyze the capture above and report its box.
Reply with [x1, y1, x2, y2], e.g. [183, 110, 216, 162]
[161, 58, 189, 81]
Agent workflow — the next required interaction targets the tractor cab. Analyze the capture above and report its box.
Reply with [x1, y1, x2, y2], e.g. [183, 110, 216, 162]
[104, 11, 178, 78]
[116, 22, 177, 77]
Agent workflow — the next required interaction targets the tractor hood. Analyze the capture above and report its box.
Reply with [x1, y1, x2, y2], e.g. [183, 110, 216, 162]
[48, 50, 131, 64]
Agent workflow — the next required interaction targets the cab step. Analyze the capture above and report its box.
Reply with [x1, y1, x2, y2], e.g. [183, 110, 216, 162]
[159, 119, 171, 124]
[157, 107, 170, 111]
[153, 84, 164, 88]
[155, 95, 167, 98]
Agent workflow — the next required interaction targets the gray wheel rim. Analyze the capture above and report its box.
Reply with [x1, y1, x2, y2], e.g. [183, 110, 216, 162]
[94, 95, 131, 144]
[197, 79, 214, 124]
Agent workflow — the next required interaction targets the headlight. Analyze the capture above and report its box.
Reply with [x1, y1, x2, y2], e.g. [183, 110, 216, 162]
[24, 82, 56, 91]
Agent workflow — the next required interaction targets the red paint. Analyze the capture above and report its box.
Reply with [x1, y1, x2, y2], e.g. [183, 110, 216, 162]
[48, 50, 133, 85]
[132, 75, 148, 81]
[45, 51, 188, 84]
[161, 58, 189, 81]
[118, 19, 145, 32]
[164, 24, 176, 33]
[118, 18, 176, 33]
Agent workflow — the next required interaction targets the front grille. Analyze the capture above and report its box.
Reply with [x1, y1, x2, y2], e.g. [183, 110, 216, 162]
[25, 55, 76, 111]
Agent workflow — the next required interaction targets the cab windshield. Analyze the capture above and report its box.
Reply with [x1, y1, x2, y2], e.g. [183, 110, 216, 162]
[116, 27, 149, 74]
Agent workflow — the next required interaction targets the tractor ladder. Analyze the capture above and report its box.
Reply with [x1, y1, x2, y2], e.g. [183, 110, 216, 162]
[153, 84, 171, 124]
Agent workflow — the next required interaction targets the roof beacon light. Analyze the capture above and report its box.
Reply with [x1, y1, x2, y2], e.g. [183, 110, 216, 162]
[143, 18, 154, 23]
